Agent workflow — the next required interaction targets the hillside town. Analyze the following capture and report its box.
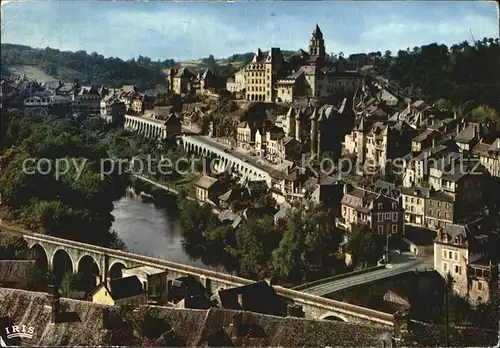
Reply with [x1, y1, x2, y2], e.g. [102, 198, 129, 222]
[1, 21, 499, 347]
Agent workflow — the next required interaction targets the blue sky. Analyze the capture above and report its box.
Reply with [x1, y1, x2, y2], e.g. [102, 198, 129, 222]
[1, 1, 499, 61]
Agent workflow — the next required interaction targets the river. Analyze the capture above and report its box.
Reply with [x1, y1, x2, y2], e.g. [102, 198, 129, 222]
[110, 195, 228, 273]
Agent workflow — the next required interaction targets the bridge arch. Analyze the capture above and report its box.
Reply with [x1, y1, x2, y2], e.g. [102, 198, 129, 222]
[52, 249, 75, 280]
[320, 312, 349, 322]
[76, 254, 101, 276]
[29, 243, 48, 271]
[109, 261, 127, 279]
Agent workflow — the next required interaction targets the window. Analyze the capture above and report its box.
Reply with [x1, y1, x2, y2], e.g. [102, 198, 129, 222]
[378, 225, 384, 234]
[453, 252, 458, 261]
[392, 225, 398, 234]
[443, 262, 448, 273]
[477, 281, 483, 291]
[454, 265, 461, 275]
[385, 213, 391, 219]
[392, 203, 397, 210]
[392, 213, 398, 221]
[378, 213, 383, 222]
[448, 251, 453, 259]
[442, 249, 447, 259]
[378, 203, 383, 210]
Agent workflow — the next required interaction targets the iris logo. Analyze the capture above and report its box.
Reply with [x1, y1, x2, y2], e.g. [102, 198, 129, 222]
[0, 325, 35, 346]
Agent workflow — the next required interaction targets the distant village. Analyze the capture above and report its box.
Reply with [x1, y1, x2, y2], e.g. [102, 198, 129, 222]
[1, 24, 499, 313]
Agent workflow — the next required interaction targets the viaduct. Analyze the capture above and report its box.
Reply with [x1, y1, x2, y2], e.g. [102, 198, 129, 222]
[124, 114, 168, 140]
[1, 223, 394, 328]
[179, 133, 277, 186]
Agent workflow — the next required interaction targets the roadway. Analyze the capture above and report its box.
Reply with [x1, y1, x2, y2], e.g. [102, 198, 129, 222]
[180, 128, 282, 177]
[302, 253, 432, 297]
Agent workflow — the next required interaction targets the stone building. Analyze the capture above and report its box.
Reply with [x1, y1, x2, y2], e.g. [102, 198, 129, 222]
[473, 138, 500, 178]
[72, 86, 101, 115]
[226, 68, 246, 93]
[434, 219, 498, 304]
[100, 97, 125, 124]
[244, 47, 285, 102]
[88, 276, 147, 306]
[343, 118, 413, 170]
[428, 156, 487, 217]
[236, 122, 256, 150]
[339, 184, 404, 235]
[168, 67, 196, 95]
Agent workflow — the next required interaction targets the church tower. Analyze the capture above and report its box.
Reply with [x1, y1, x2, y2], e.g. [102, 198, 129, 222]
[309, 24, 325, 62]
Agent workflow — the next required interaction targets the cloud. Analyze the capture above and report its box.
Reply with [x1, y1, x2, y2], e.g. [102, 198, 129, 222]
[1, 1, 498, 60]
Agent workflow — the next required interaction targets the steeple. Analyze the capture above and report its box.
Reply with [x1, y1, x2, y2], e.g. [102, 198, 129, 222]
[309, 25, 325, 62]
[312, 24, 323, 38]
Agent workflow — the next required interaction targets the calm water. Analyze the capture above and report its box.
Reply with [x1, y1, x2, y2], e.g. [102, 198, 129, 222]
[111, 196, 224, 272]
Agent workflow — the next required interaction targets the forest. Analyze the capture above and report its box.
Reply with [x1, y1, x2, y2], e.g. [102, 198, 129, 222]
[0, 44, 173, 90]
[349, 38, 500, 113]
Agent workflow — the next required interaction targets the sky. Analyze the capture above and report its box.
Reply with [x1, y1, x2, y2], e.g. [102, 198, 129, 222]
[1, 1, 499, 61]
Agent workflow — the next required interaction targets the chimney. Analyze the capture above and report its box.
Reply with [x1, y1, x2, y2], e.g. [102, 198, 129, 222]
[237, 294, 244, 309]
[50, 284, 61, 324]
[456, 123, 460, 135]
[432, 137, 435, 148]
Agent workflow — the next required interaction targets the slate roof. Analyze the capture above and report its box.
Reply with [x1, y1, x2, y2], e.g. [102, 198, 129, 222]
[214, 281, 280, 312]
[109, 276, 145, 300]
[0, 260, 34, 284]
[413, 129, 438, 143]
[174, 67, 195, 79]
[196, 175, 218, 190]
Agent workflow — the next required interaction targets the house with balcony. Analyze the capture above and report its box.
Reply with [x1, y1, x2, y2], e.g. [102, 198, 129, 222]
[434, 218, 499, 304]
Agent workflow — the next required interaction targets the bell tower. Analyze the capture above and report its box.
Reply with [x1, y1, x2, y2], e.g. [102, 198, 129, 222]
[309, 24, 325, 62]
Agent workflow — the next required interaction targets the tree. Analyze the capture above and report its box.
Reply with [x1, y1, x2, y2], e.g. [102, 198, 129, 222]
[271, 209, 307, 282]
[469, 105, 500, 130]
[345, 224, 382, 268]
[230, 216, 280, 278]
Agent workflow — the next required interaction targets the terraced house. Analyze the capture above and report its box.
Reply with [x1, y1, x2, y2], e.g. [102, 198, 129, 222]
[434, 218, 499, 304]
[339, 184, 404, 236]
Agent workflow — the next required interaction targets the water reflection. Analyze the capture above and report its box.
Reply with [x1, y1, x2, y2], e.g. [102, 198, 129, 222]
[111, 196, 231, 273]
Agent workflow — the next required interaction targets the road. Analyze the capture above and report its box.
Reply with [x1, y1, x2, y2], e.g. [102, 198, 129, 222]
[302, 253, 433, 297]
[181, 129, 282, 177]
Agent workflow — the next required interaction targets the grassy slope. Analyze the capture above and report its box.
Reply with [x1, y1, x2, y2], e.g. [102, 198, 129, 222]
[7, 65, 85, 83]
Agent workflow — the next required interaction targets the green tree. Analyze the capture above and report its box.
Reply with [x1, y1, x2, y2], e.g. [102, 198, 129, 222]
[469, 105, 500, 130]
[230, 216, 281, 278]
[345, 224, 382, 268]
[271, 209, 307, 282]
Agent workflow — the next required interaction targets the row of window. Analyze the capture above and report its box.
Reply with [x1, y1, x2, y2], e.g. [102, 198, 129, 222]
[377, 203, 398, 210]
[442, 262, 462, 275]
[377, 212, 399, 222]
[442, 249, 459, 261]
[377, 224, 398, 234]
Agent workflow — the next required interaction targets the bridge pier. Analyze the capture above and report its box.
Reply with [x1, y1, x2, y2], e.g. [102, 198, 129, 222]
[11, 230, 395, 328]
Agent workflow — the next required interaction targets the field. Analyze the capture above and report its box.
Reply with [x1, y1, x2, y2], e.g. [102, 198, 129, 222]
[7, 65, 86, 83]
[7, 65, 57, 82]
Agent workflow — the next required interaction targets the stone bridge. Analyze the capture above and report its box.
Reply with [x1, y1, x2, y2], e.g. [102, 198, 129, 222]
[180, 134, 276, 186]
[124, 114, 168, 140]
[1, 223, 394, 328]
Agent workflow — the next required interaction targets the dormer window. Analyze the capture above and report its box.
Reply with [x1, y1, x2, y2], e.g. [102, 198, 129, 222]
[392, 203, 397, 210]
[378, 203, 383, 210]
